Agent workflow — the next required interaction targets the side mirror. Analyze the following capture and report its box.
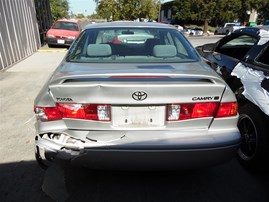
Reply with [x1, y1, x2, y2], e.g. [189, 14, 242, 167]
[202, 43, 215, 52]
[196, 43, 215, 56]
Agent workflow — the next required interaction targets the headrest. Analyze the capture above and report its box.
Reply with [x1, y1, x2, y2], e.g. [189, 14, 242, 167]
[87, 44, 112, 57]
[153, 45, 177, 58]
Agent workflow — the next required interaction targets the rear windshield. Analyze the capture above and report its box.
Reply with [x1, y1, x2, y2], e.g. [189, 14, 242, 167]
[52, 21, 79, 31]
[66, 27, 200, 63]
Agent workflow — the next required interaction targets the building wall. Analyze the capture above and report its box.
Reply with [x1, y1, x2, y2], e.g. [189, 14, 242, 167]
[249, 9, 258, 23]
[160, 1, 174, 23]
[0, 0, 40, 70]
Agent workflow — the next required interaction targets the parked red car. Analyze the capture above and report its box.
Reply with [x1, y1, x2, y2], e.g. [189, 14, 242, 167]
[46, 19, 81, 47]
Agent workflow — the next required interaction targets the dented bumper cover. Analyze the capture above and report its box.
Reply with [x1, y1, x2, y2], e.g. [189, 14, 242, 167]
[35, 127, 240, 170]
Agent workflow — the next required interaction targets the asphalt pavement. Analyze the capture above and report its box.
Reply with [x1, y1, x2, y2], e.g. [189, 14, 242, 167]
[1, 36, 268, 202]
[0, 49, 66, 202]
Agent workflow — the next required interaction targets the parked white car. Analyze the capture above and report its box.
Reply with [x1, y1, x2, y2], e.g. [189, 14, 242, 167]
[215, 22, 244, 35]
[173, 24, 183, 31]
[183, 27, 203, 36]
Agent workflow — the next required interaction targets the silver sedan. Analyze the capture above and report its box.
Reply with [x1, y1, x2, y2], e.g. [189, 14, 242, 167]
[34, 22, 240, 170]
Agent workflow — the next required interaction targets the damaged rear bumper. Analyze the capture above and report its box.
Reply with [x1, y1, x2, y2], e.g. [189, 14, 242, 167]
[35, 131, 240, 170]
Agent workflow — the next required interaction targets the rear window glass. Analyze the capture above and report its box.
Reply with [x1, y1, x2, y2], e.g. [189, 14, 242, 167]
[222, 35, 257, 47]
[217, 34, 258, 60]
[52, 21, 79, 31]
[66, 27, 200, 63]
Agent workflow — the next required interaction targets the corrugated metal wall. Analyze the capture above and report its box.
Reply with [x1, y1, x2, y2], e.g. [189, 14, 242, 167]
[0, 0, 41, 70]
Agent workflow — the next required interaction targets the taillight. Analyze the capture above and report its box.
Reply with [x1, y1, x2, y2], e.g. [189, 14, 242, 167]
[167, 102, 218, 121]
[34, 106, 62, 122]
[167, 102, 237, 121]
[34, 103, 111, 122]
[216, 102, 238, 118]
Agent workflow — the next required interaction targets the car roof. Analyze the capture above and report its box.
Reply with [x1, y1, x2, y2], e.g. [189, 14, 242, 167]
[56, 19, 78, 23]
[84, 21, 177, 30]
[233, 25, 269, 36]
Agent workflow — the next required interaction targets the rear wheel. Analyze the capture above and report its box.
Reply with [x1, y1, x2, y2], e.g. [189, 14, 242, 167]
[237, 103, 269, 171]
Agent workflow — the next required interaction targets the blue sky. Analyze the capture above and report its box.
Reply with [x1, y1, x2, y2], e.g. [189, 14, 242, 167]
[69, 0, 96, 15]
[69, 0, 171, 16]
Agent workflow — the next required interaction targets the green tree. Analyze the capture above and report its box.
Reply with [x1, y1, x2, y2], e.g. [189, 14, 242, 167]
[238, 0, 268, 23]
[95, 0, 117, 20]
[94, 0, 160, 21]
[257, 0, 269, 23]
[87, 13, 102, 19]
[215, 0, 242, 25]
[76, 13, 85, 19]
[50, 0, 69, 21]
[172, 0, 268, 28]
[137, 0, 161, 21]
[173, 0, 216, 33]
[172, 0, 192, 23]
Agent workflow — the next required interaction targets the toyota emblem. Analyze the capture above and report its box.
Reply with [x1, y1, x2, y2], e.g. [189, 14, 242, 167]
[132, 91, 147, 101]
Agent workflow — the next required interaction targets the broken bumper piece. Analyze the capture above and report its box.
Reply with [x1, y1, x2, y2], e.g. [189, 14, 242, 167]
[35, 132, 240, 170]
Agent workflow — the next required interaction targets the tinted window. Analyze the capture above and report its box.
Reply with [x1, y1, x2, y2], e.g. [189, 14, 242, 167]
[255, 45, 269, 67]
[216, 35, 258, 60]
[66, 27, 200, 63]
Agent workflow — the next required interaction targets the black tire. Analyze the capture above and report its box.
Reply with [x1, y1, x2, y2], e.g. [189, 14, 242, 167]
[237, 103, 269, 171]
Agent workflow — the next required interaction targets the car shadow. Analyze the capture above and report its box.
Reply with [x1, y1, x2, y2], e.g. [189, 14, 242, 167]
[0, 161, 53, 202]
[0, 159, 268, 202]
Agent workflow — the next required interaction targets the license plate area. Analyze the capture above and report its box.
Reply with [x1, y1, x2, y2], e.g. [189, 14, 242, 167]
[112, 105, 165, 128]
[57, 39, 65, 44]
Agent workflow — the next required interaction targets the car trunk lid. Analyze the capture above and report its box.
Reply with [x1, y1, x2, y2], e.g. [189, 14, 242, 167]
[45, 62, 228, 130]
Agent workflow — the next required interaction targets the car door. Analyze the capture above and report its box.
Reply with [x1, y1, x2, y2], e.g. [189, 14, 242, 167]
[243, 40, 269, 96]
[201, 33, 259, 86]
[244, 40, 269, 73]
[232, 39, 269, 171]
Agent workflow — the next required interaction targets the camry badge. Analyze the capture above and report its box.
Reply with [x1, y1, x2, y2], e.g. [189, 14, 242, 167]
[132, 91, 147, 101]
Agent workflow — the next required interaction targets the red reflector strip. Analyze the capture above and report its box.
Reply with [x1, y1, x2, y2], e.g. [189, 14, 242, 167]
[110, 76, 169, 78]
